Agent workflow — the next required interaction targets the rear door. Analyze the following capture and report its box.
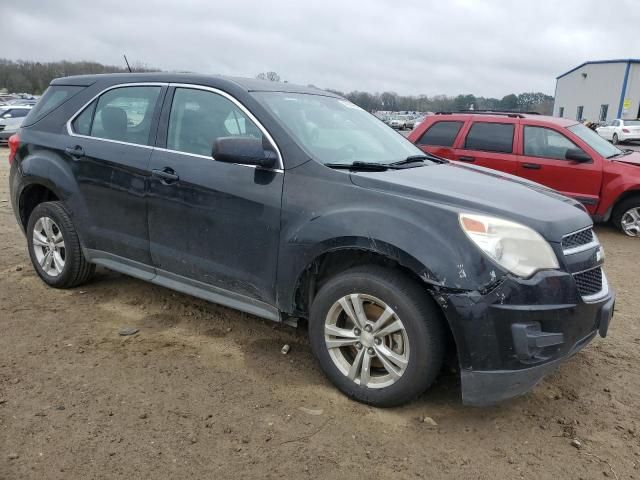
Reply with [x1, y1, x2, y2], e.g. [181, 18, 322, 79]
[146, 85, 284, 306]
[516, 124, 602, 213]
[451, 120, 519, 174]
[66, 83, 165, 264]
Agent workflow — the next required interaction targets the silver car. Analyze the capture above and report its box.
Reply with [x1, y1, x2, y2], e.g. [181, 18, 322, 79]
[0, 105, 32, 144]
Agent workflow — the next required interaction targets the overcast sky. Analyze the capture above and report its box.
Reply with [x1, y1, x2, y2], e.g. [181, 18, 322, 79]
[4, 0, 639, 97]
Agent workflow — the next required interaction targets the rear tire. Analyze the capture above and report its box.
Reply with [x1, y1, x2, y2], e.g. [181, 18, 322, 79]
[612, 196, 640, 237]
[308, 265, 446, 407]
[27, 201, 95, 288]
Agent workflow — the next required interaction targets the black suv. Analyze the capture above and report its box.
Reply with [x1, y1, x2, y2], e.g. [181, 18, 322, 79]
[8, 74, 615, 407]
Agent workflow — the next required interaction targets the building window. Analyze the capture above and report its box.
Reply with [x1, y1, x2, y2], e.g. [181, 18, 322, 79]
[576, 106, 584, 121]
[599, 104, 609, 122]
[559, 107, 564, 118]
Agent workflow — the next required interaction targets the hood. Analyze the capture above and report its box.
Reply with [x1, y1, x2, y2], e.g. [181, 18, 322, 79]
[614, 151, 640, 166]
[349, 162, 591, 242]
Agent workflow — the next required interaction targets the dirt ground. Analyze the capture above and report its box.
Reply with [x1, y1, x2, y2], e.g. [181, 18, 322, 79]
[1, 148, 639, 480]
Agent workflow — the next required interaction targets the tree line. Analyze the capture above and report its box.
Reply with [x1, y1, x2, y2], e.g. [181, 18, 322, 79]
[0, 60, 553, 115]
[0, 59, 155, 95]
[326, 90, 554, 115]
[258, 71, 553, 114]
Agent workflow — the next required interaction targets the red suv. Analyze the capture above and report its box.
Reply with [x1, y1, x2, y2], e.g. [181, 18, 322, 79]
[408, 112, 640, 236]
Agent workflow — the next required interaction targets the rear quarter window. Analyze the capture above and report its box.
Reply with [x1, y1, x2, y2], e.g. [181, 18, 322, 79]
[417, 121, 463, 147]
[22, 85, 85, 126]
[464, 122, 514, 153]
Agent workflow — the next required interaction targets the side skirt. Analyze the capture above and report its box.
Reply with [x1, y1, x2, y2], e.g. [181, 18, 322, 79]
[84, 249, 281, 322]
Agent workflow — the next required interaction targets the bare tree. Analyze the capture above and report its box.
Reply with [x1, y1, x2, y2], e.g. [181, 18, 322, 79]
[255, 71, 281, 82]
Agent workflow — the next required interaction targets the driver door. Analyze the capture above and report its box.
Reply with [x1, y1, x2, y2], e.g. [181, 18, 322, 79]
[517, 125, 602, 213]
[147, 86, 284, 306]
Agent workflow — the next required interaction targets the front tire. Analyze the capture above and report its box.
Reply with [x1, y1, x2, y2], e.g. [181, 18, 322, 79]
[308, 265, 446, 407]
[27, 201, 95, 288]
[612, 196, 640, 237]
[612, 133, 619, 145]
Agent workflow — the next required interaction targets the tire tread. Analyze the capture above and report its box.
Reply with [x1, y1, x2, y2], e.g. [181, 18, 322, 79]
[27, 201, 94, 288]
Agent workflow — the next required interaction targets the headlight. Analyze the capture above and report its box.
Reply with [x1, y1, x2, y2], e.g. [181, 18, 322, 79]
[459, 213, 559, 278]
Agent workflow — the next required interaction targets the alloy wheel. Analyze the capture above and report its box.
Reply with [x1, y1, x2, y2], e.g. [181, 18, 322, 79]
[324, 293, 410, 389]
[32, 216, 66, 276]
[621, 207, 640, 237]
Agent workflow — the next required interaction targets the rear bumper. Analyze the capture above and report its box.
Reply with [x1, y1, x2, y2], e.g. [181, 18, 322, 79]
[619, 133, 640, 142]
[437, 269, 615, 406]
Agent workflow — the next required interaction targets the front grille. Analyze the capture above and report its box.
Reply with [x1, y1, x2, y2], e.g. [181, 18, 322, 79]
[563, 227, 594, 252]
[573, 267, 603, 297]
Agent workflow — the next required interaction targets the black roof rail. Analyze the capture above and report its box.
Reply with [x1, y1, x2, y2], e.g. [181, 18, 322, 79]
[435, 110, 541, 118]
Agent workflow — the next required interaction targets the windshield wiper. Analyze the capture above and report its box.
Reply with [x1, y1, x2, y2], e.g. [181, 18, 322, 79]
[324, 161, 392, 171]
[606, 151, 629, 159]
[390, 153, 448, 166]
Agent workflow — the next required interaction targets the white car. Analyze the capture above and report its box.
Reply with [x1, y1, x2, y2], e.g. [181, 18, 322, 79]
[596, 118, 640, 144]
[389, 115, 411, 130]
[412, 115, 426, 129]
[0, 105, 32, 144]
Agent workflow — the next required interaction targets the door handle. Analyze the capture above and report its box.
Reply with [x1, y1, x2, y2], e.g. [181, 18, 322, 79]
[64, 145, 85, 158]
[522, 163, 541, 170]
[152, 168, 180, 184]
[458, 156, 475, 162]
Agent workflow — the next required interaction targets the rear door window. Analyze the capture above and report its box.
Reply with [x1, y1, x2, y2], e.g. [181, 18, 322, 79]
[464, 122, 515, 153]
[417, 121, 463, 147]
[72, 86, 162, 146]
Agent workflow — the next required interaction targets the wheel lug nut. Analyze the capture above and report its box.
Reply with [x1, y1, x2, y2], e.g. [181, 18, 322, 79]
[374, 338, 381, 345]
[364, 325, 372, 333]
[367, 347, 375, 355]
[353, 328, 361, 336]
[355, 342, 363, 350]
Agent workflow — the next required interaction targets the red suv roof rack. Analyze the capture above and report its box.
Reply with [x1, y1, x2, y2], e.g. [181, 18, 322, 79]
[435, 111, 541, 118]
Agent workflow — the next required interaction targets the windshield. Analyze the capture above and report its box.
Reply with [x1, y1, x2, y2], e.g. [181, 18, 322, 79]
[625, 120, 640, 126]
[567, 123, 623, 158]
[253, 92, 424, 165]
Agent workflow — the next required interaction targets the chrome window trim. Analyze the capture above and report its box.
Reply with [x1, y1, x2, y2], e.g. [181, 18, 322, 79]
[66, 82, 168, 150]
[167, 83, 284, 170]
[153, 146, 283, 173]
[65, 82, 285, 170]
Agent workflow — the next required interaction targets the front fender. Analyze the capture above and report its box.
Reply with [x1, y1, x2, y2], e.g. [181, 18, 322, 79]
[276, 162, 505, 315]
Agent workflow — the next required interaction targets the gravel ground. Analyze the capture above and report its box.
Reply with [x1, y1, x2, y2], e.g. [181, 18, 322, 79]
[0, 148, 639, 480]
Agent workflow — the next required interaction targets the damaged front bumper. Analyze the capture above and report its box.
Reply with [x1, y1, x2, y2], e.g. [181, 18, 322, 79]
[435, 269, 615, 407]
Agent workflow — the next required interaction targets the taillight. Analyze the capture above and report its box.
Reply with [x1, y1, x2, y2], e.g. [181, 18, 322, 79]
[622, 128, 630, 133]
[8, 133, 19, 165]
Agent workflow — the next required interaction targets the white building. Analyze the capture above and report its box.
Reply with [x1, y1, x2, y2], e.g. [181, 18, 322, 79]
[553, 59, 640, 122]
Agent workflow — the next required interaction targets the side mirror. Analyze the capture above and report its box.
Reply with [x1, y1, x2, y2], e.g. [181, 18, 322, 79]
[2, 114, 12, 118]
[565, 148, 591, 163]
[213, 136, 277, 168]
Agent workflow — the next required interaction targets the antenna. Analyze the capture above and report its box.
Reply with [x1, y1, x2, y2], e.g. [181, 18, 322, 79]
[123, 54, 132, 73]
